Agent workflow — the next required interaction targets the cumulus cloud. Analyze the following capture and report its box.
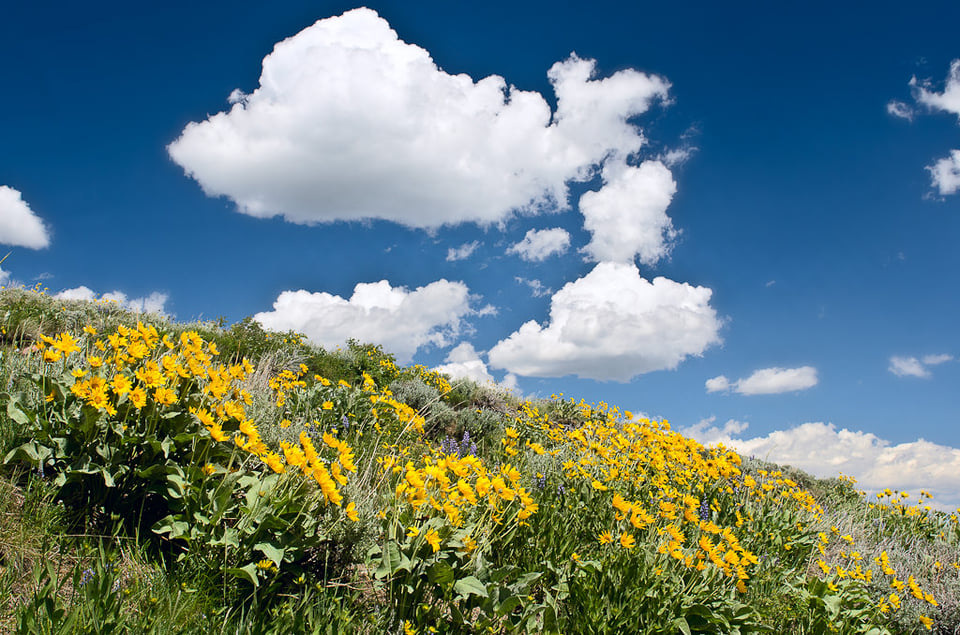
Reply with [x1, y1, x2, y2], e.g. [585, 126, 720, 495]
[168, 8, 669, 229]
[434, 342, 520, 392]
[488, 262, 720, 381]
[0, 186, 51, 249]
[889, 354, 953, 378]
[912, 59, 960, 119]
[506, 228, 571, 262]
[579, 158, 677, 264]
[705, 375, 731, 393]
[56, 286, 168, 314]
[446, 241, 480, 262]
[687, 421, 960, 510]
[0, 268, 10, 285]
[435, 342, 495, 384]
[680, 416, 749, 445]
[254, 278, 474, 362]
[708, 366, 819, 395]
[927, 149, 960, 196]
[898, 60, 960, 196]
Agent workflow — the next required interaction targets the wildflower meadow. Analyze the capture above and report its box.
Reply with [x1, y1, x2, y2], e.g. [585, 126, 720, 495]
[0, 285, 957, 633]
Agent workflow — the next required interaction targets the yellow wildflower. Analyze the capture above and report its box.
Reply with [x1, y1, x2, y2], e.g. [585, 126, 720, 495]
[425, 529, 441, 552]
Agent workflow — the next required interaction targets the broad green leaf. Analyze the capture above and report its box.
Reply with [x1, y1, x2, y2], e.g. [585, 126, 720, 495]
[6, 399, 31, 425]
[495, 595, 522, 616]
[671, 617, 692, 635]
[4, 441, 47, 464]
[542, 605, 559, 634]
[151, 515, 190, 538]
[823, 595, 841, 620]
[427, 561, 454, 587]
[210, 527, 240, 548]
[226, 563, 260, 588]
[166, 473, 187, 499]
[375, 541, 402, 580]
[453, 576, 488, 599]
[136, 464, 166, 479]
[255, 541, 285, 566]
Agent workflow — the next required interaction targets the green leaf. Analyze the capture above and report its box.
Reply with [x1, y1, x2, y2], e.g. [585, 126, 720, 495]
[515, 571, 543, 589]
[151, 515, 190, 538]
[427, 561, 454, 587]
[823, 594, 841, 620]
[542, 605, 559, 634]
[136, 464, 166, 479]
[165, 473, 188, 499]
[6, 398, 32, 426]
[495, 595, 522, 617]
[671, 617, 692, 635]
[453, 576, 488, 599]
[227, 563, 260, 588]
[4, 441, 50, 465]
[375, 541, 403, 580]
[210, 527, 239, 548]
[255, 542, 285, 566]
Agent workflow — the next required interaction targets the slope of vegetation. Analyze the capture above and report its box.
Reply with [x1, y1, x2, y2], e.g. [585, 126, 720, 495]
[0, 285, 957, 634]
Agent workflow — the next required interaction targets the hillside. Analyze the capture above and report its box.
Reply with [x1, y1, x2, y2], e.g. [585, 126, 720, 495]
[0, 286, 957, 634]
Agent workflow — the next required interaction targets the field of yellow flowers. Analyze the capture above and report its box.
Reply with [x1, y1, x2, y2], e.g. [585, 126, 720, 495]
[0, 286, 957, 633]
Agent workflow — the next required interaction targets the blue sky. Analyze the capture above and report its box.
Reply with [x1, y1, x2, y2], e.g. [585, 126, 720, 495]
[3, 1, 960, 505]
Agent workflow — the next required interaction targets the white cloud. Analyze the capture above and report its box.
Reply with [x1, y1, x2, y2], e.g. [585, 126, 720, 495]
[514, 276, 552, 298]
[254, 278, 473, 363]
[889, 356, 928, 378]
[912, 59, 960, 119]
[927, 149, 960, 196]
[705, 375, 730, 393]
[168, 8, 669, 229]
[435, 342, 495, 385]
[0, 186, 51, 249]
[899, 61, 960, 197]
[56, 286, 168, 314]
[579, 158, 677, 264]
[680, 416, 749, 445]
[488, 262, 720, 381]
[0, 268, 10, 285]
[507, 228, 571, 262]
[658, 147, 696, 168]
[889, 353, 953, 378]
[886, 99, 914, 121]
[738, 366, 818, 395]
[707, 366, 818, 395]
[446, 241, 480, 262]
[501, 373, 520, 392]
[688, 421, 960, 510]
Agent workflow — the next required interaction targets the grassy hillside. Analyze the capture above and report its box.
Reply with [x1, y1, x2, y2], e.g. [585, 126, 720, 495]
[0, 285, 957, 634]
